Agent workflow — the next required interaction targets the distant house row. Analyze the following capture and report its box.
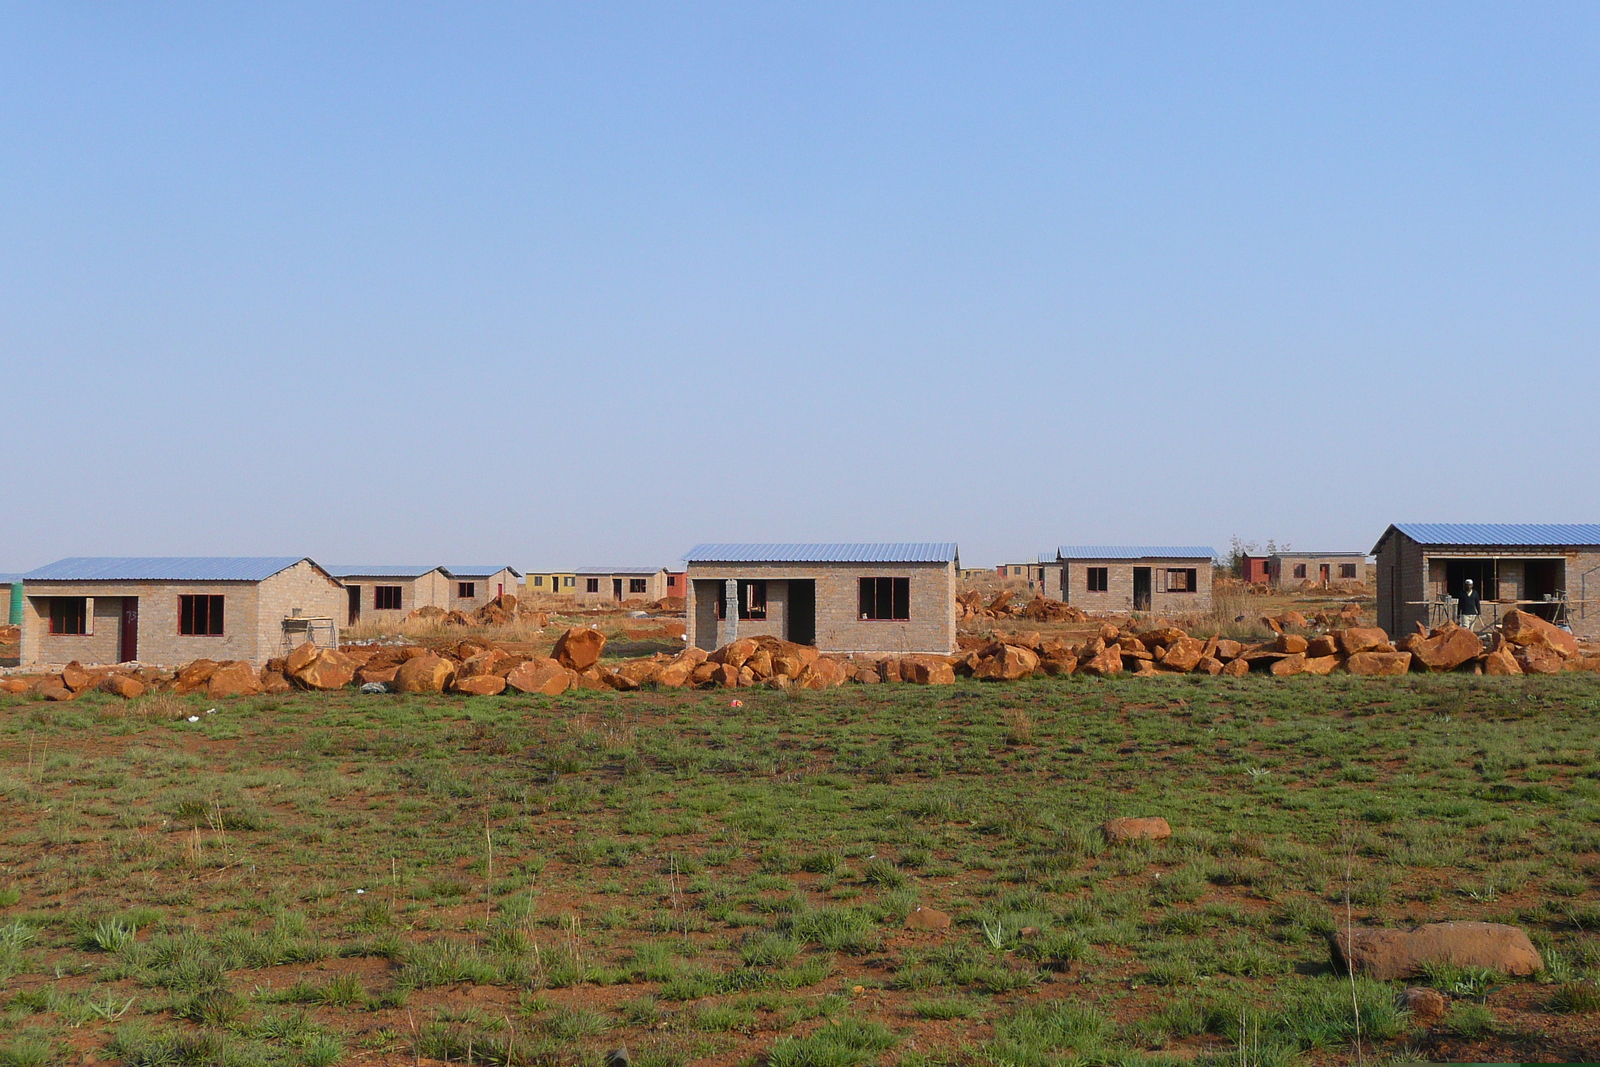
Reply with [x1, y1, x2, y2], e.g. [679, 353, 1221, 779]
[1238, 551, 1370, 588]
[9, 525, 1598, 669]
[331, 565, 521, 624]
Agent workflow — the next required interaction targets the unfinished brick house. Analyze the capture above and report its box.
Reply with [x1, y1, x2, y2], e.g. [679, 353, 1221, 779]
[573, 567, 671, 606]
[1267, 552, 1370, 589]
[684, 543, 957, 655]
[329, 565, 451, 625]
[442, 566, 521, 613]
[1039, 546, 1216, 615]
[1373, 523, 1600, 638]
[18, 557, 345, 668]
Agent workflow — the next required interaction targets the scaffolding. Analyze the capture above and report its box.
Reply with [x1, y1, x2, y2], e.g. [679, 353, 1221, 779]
[1414, 593, 1576, 637]
[281, 616, 338, 656]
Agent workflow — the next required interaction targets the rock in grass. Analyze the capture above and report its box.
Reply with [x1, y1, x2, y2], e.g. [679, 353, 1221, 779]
[1400, 986, 1448, 1023]
[1332, 921, 1542, 981]
[1103, 817, 1171, 844]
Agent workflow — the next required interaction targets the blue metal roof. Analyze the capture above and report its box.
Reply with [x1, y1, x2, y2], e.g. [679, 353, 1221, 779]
[575, 566, 666, 575]
[1055, 545, 1217, 560]
[684, 542, 959, 563]
[0, 574, 23, 584]
[1377, 523, 1600, 552]
[327, 565, 442, 579]
[441, 565, 522, 578]
[21, 557, 310, 582]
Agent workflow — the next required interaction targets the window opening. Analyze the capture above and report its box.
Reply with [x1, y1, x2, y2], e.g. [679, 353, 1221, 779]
[50, 597, 87, 635]
[179, 595, 224, 636]
[858, 577, 909, 620]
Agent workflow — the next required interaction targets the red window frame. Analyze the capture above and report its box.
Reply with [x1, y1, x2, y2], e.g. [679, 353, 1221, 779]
[49, 597, 88, 635]
[179, 595, 224, 636]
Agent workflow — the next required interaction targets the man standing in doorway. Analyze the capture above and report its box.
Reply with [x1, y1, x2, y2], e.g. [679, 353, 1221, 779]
[1458, 578, 1481, 631]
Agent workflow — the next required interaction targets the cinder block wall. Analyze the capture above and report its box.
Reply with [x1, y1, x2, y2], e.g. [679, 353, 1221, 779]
[687, 561, 954, 654]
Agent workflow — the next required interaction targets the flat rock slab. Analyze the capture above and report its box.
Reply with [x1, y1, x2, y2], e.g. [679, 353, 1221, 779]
[1104, 817, 1172, 844]
[1333, 921, 1542, 980]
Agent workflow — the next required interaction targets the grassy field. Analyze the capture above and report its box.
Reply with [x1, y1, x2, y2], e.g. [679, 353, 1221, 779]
[5, 673, 1600, 1065]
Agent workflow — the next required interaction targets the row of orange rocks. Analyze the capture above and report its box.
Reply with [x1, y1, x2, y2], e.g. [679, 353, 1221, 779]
[404, 594, 550, 629]
[950, 609, 1597, 680]
[956, 591, 1089, 624]
[8, 609, 1591, 702]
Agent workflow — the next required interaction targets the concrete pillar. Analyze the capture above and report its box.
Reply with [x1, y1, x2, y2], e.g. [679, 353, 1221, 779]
[723, 578, 739, 645]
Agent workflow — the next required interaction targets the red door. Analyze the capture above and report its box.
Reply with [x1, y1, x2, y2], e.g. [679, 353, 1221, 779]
[119, 598, 139, 662]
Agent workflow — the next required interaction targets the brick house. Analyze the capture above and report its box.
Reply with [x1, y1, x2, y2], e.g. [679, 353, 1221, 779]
[995, 562, 1045, 591]
[442, 567, 521, 613]
[1266, 551, 1369, 589]
[573, 567, 671, 606]
[18, 557, 345, 668]
[664, 572, 687, 599]
[684, 543, 958, 655]
[329, 566, 452, 625]
[1040, 546, 1216, 615]
[1373, 523, 1600, 638]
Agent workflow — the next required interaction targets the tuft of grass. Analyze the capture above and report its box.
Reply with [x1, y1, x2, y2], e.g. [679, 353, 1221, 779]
[1551, 981, 1600, 1014]
[767, 1017, 898, 1067]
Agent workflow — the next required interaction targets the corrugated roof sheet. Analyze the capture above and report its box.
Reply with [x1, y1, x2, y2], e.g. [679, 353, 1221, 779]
[1055, 545, 1217, 560]
[21, 557, 308, 582]
[0, 574, 24, 584]
[1270, 551, 1367, 558]
[327, 565, 442, 579]
[684, 542, 959, 563]
[1390, 523, 1600, 547]
[441, 565, 522, 578]
[575, 566, 665, 575]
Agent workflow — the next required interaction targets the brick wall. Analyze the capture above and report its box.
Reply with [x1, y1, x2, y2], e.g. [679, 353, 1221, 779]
[687, 561, 954, 654]
[339, 572, 441, 624]
[1058, 559, 1212, 615]
[447, 569, 518, 613]
[1269, 555, 1370, 588]
[23, 580, 265, 666]
[256, 562, 347, 661]
[574, 571, 668, 606]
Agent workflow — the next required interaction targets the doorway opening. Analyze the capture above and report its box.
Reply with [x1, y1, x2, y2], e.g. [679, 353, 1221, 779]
[119, 598, 139, 663]
[1132, 568, 1152, 612]
[612, 578, 624, 601]
[787, 580, 816, 646]
[1319, 563, 1331, 587]
[347, 586, 362, 626]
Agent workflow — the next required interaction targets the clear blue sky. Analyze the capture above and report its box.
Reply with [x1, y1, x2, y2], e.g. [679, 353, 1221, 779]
[4, 3, 1596, 571]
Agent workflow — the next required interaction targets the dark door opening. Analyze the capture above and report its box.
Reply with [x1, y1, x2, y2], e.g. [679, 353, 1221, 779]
[119, 598, 139, 663]
[1445, 560, 1497, 601]
[787, 580, 816, 646]
[1132, 568, 1152, 612]
[1525, 559, 1564, 620]
[1319, 564, 1331, 587]
[612, 578, 624, 601]
[347, 586, 362, 626]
